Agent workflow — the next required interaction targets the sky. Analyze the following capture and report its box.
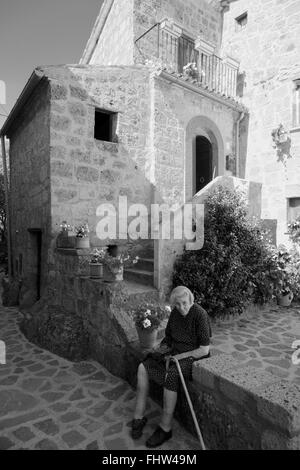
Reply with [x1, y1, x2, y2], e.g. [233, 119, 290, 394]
[0, 0, 103, 128]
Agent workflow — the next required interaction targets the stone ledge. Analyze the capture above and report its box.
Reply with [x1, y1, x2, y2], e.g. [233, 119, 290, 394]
[192, 353, 300, 447]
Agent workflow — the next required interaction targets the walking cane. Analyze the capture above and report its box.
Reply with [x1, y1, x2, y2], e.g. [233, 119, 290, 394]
[170, 356, 206, 451]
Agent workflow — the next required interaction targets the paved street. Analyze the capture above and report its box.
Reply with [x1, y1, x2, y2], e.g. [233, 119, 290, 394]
[0, 305, 199, 451]
[211, 302, 300, 385]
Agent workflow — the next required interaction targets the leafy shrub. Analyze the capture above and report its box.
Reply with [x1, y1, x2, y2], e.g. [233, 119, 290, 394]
[173, 186, 280, 319]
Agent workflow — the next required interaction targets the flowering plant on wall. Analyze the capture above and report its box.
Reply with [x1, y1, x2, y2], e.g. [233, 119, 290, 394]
[287, 217, 300, 247]
[183, 62, 198, 79]
[271, 124, 292, 165]
[75, 223, 89, 238]
[104, 252, 139, 271]
[89, 248, 107, 264]
[133, 304, 171, 332]
[60, 221, 73, 233]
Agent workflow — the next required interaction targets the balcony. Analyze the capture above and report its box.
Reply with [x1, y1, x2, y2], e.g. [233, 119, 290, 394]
[135, 19, 242, 101]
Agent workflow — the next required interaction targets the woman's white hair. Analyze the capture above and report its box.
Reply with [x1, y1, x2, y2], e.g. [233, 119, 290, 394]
[169, 286, 194, 306]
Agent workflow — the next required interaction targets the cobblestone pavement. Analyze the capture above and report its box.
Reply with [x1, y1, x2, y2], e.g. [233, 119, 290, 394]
[1, 302, 300, 450]
[211, 302, 300, 385]
[0, 306, 200, 451]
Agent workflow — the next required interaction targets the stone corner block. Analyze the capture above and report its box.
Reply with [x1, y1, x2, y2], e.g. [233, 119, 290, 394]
[256, 380, 300, 437]
[192, 353, 239, 390]
[219, 365, 279, 406]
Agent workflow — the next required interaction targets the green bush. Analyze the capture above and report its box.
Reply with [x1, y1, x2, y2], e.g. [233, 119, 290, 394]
[173, 186, 279, 319]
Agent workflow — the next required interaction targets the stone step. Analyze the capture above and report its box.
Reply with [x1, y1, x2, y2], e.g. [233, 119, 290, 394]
[135, 258, 154, 272]
[124, 268, 154, 287]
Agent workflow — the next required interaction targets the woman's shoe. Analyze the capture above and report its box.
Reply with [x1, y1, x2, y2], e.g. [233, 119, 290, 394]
[145, 426, 172, 448]
[131, 417, 148, 439]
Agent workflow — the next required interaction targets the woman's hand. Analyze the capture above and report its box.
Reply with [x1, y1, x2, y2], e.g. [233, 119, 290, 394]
[171, 352, 194, 361]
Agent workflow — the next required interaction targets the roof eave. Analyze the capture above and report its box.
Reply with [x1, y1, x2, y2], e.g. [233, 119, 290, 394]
[0, 69, 45, 138]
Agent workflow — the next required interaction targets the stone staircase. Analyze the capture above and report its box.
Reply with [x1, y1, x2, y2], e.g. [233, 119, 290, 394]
[124, 241, 154, 287]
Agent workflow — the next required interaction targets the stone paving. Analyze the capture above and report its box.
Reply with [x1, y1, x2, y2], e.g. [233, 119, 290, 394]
[210, 302, 300, 385]
[1, 300, 300, 450]
[0, 305, 200, 451]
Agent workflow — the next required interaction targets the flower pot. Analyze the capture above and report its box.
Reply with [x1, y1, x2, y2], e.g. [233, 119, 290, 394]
[61, 230, 69, 238]
[136, 327, 158, 349]
[277, 292, 294, 307]
[110, 265, 124, 281]
[76, 237, 90, 249]
[89, 263, 103, 279]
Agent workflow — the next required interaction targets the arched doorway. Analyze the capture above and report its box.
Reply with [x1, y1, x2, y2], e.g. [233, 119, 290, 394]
[185, 116, 224, 201]
[194, 135, 213, 194]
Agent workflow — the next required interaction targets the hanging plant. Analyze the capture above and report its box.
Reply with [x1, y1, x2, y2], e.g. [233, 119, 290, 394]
[271, 123, 292, 165]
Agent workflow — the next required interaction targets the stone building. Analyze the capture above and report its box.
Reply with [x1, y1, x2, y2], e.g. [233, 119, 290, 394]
[1, 0, 254, 303]
[222, 0, 300, 245]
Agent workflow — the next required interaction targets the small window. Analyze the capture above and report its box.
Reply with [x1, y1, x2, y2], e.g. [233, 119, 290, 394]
[94, 109, 117, 142]
[292, 79, 300, 128]
[235, 12, 248, 31]
[288, 198, 300, 223]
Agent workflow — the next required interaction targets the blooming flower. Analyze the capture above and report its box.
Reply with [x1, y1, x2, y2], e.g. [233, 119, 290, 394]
[142, 319, 151, 329]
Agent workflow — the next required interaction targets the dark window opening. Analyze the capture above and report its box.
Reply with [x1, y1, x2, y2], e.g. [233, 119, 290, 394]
[292, 79, 300, 128]
[195, 136, 213, 194]
[107, 245, 118, 257]
[235, 12, 248, 31]
[288, 198, 300, 223]
[94, 109, 117, 142]
[178, 35, 198, 73]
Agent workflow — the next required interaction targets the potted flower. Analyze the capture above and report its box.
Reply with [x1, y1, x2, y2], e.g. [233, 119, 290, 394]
[104, 251, 139, 281]
[89, 248, 107, 279]
[273, 246, 299, 306]
[183, 62, 199, 80]
[60, 221, 73, 238]
[287, 217, 300, 249]
[56, 221, 76, 248]
[271, 124, 289, 146]
[75, 223, 90, 249]
[133, 304, 172, 349]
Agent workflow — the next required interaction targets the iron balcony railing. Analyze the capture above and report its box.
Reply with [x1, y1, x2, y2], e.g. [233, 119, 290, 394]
[135, 23, 239, 100]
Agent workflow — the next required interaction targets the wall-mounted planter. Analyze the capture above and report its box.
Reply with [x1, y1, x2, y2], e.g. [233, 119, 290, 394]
[76, 237, 90, 249]
[89, 263, 103, 279]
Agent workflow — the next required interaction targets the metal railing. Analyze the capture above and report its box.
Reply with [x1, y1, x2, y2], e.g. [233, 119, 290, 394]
[135, 24, 239, 100]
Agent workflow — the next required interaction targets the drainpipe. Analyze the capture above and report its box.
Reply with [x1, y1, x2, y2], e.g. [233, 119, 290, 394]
[236, 111, 245, 178]
[1, 135, 12, 281]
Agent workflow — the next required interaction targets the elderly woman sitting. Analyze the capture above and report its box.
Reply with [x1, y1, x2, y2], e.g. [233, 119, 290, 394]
[131, 286, 212, 448]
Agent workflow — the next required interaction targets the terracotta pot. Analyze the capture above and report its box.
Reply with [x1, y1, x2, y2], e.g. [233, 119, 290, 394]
[110, 265, 124, 281]
[277, 292, 294, 307]
[89, 263, 103, 279]
[136, 327, 158, 349]
[76, 237, 90, 249]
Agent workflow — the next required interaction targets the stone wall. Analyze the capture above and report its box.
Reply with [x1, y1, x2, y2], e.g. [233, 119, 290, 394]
[189, 354, 300, 449]
[45, 249, 161, 377]
[81, 0, 223, 66]
[44, 64, 154, 256]
[89, 0, 135, 65]
[7, 79, 51, 301]
[134, 0, 223, 62]
[153, 74, 240, 207]
[222, 0, 300, 245]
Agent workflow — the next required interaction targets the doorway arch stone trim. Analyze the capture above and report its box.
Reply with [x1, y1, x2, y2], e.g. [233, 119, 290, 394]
[185, 115, 224, 202]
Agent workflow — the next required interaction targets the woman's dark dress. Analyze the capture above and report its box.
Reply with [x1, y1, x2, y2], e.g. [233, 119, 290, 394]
[142, 303, 212, 392]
